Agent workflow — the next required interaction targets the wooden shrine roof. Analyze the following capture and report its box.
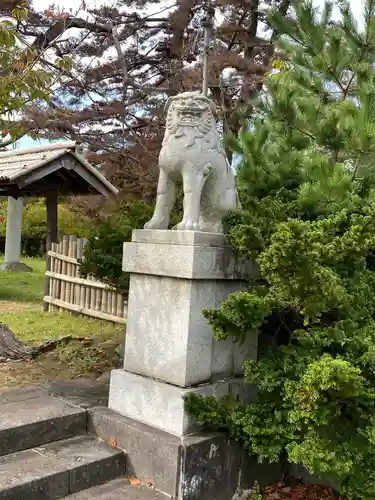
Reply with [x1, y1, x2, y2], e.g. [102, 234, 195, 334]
[0, 141, 118, 197]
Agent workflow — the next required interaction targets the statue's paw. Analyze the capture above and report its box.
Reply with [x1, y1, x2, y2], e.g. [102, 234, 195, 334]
[144, 217, 168, 230]
[174, 220, 200, 231]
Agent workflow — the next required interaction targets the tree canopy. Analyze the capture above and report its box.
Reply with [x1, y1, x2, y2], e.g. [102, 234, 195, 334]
[186, 1, 375, 498]
[0, 1, 74, 147]
[0, 2, 52, 145]
[5, 0, 291, 207]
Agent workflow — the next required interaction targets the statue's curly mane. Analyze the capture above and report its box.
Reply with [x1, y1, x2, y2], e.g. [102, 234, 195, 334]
[164, 98, 219, 149]
[166, 104, 212, 135]
[158, 92, 234, 184]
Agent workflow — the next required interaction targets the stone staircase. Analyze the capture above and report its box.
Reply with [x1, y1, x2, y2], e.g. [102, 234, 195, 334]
[0, 382, 167, 500]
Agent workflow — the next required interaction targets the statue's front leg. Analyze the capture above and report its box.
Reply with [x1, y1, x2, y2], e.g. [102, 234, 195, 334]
[144, 169, 176, 230]
[174, 164, 208, 231]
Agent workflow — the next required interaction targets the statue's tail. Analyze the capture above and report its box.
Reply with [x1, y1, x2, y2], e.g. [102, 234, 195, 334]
[224, 154, 241, 210]
[235, 188, 242, 210]
[225, 156, 242, 210]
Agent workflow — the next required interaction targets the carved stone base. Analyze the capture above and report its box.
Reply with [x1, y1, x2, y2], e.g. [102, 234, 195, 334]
[109, 369, 255, 437]
[89, 406, 283, 500]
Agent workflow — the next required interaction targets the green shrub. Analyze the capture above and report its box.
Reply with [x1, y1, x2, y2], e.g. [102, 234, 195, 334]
[78, 200, 154, 296]
[0, 199, 90, 239]
[186, 2, 375, 499]
[78, 197, 183, 296]
[0, 199, 91, 256]
[23, 200, 91, 238]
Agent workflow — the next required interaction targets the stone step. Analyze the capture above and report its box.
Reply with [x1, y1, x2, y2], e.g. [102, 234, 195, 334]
[0, 435, 126, 500]
[62, 478, 168, 499]
[0, 394, 87, 457]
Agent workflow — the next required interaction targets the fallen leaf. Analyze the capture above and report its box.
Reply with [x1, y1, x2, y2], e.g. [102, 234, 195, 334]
[129, 477, 141, 486]
[263, 483, 346, 500]
[280, 486, 292, 495]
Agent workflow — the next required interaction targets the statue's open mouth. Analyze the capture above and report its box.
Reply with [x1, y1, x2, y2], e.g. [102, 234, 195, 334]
[175, 105, 204, 125]
[176, 105, 202, 114]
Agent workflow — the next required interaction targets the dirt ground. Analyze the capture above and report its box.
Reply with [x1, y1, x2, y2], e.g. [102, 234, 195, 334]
[0, 336, 122, 388]
[262, 483, 345, 500]
[0, 300, 40, 313]
[0, 299, 123, 389]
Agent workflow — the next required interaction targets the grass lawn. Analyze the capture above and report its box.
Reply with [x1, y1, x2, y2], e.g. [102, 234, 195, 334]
[0, 257, 45, 303]
[0, 256, 123, 388]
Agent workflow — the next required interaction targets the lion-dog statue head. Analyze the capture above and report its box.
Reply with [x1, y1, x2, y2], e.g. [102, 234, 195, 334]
[163, 92, 218, 147]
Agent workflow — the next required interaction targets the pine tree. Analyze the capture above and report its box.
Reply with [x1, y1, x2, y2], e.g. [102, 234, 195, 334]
[13, 0, 291, 209]
[186, 2, 375, 498]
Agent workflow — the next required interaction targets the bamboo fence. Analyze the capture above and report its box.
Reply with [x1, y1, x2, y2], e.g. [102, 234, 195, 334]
[43, 235, 126, 324]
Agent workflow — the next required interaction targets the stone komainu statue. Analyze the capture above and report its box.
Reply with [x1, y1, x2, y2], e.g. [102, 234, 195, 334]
[144, 91, 240, 233]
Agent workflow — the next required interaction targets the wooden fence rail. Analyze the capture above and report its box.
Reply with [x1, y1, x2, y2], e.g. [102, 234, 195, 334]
[43, 235, 126, 324]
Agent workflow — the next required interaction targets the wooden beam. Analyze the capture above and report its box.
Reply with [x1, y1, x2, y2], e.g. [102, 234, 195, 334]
[46, 190, 58, 244]
[43, 296, 127, 324]
[44, 191, 58, 312]
[72, 163, 113, 197]
[0, 153, 117, 198]
[17, 158, 66, 188]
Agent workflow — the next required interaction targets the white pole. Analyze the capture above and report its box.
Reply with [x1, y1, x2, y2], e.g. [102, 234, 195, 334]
[202, 4, 214, 97]
[4, 196, 23, 265]
[202, 26, 210, 97]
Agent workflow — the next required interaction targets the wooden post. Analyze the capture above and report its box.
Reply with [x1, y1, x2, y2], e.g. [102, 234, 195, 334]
[43, 191, 58, 312]
[60, 235, 69, 311]
[78, 238, 86, 309]
[50, 242, 56, 312]
[46, 191, 58, 244]
[56, 239, 63, 310]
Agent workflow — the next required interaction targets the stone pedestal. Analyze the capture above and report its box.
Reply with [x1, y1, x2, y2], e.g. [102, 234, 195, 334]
[109, 230, 257, 436]
[105, 230, 277, 499]
[0, 197, 32, 272]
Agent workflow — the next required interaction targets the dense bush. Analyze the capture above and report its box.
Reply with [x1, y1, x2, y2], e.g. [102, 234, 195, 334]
[186, 2, 375, 499]
[78, 196, 183, 296]
[0, 199, 91, 256]
[78, 200, 154, 296]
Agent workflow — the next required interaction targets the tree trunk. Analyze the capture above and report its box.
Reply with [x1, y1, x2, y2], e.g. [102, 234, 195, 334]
[0, 323, 91, 361]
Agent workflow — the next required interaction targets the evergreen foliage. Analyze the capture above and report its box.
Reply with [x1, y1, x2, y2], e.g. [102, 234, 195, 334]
[186, 1, 375, 498]
[78, 201, 155, 296]
[78, 200, 183, 296]
[0, 200, 91, 257]
[0, 200, 91, 239]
